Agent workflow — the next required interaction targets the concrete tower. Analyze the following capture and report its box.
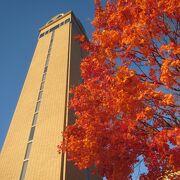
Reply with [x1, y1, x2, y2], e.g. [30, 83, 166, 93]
[0, 11, 101, 180]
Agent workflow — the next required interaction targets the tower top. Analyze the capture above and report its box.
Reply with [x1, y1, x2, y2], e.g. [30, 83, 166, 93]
[39, 11, 86, 35]
[46, 13, 65, 25]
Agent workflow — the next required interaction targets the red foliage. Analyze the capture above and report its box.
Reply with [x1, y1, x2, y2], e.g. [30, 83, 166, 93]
[58, 0, 180, 179]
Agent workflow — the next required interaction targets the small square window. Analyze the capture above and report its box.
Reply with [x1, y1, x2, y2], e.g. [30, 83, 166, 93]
[39, 33, 44, 38]
[65, 18, 70, 24]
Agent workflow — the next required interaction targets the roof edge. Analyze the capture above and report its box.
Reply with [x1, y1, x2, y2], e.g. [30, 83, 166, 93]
[39, 11, 72, 32]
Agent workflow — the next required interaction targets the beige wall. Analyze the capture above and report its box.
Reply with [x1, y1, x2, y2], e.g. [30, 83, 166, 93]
[0, 12, 102, 180]
[0, 24, 51, 180]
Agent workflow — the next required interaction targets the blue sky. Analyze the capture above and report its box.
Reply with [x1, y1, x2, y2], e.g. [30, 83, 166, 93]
[0, 0, 95, 150]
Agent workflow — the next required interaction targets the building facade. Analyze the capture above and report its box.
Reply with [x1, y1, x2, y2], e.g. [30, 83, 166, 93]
[0, 11, 101, 180]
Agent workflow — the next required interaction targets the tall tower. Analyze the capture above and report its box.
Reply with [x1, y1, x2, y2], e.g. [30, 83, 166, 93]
[0, 11, 101, 180]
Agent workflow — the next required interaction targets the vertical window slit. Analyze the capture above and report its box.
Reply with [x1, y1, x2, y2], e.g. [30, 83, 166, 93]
[38, 91, 43, 101]
[28, 126, 35, 141]
[24, 142, 32, 160]
[40, 81, 45, 90]
[19, 160, 28, 180]
[35, 101, 41, 112]
[32, 113, 38, 126]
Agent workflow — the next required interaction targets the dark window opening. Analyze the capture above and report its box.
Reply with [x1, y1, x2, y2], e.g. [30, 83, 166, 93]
[35, 101, 41, 112]
[28, 126, 35, 141]
[32, 113, 38, 126]
[24, 142, 32, 160]
[38, 91, 43, 100]
[45, 31, 49, 35]
[39, 33, 44, 38]
[44, 66, 48, 73]
[65, 18, 70, 24]
[59, 21, 64, 27]
[42, 73, 46, 81]
[45, 58, 50, 67]
[40, 81, 45, 90]
[19, 160, 28, 180]
[50, 24, 59, 32]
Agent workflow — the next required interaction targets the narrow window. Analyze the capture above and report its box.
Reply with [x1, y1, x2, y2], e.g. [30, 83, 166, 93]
[45, 30, 49, 35]
[32, 113, 38, 126]
[50, 24, 59, 32]
[42, 73, 46, 81]
[39, 33, 44, 38]
[59, 21, 64, 27]
[65, 18, 70, 24]
[44, 66, 48, 73]
[24, 142, 32, 160]
[47, 52, 51, 57]
[40, 81, 45, 90]
[38, 91, 43, 100]
[28, 126, 35, 141]
[19, 160, 28, 180]
[35, 101, 41, 112]
[45, 57, 50, 67]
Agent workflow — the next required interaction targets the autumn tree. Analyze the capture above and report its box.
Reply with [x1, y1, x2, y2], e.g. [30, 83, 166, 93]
[58, 0, 180, 179]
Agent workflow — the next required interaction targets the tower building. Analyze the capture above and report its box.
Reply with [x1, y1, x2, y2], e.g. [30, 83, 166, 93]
[0, 11, 101, 180]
